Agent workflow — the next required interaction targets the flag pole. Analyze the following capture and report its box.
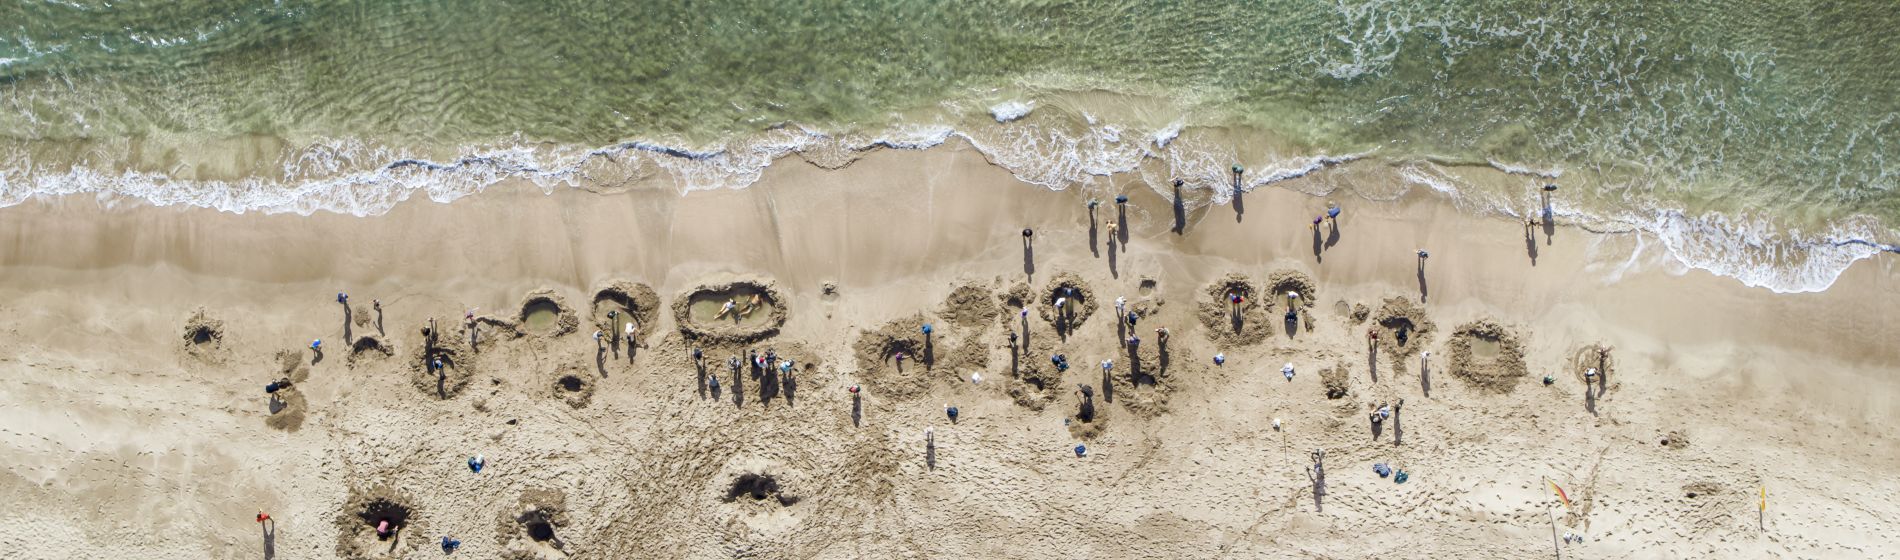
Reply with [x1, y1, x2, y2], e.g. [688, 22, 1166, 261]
[1549, 505, 1561, 559]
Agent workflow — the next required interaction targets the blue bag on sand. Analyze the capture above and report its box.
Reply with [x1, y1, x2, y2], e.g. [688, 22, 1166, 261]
[1394, 470, 1409, 484]
[1373, 463, 1391, 478]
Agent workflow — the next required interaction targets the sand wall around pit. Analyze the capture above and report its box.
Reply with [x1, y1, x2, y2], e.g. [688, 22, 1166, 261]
[1447, 319, 1530, 393]
[673, 278, 787, 344]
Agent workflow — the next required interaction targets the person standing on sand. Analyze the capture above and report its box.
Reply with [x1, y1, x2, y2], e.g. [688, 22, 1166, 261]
[1106, 219, 1118, 239]
[1311, 215, 1323, 231]
[1007, 330, 1018, 348]
[1417, 249, 1430, 262]
[1022, 228, 1034, 246]
[337, 292, 348, 306]
[1214, 353, 1225, 366]
[1076, 383, 1096, 420]
[1327, 202, 1341, 225]
[946, 404, 959, 423]
[1115, 296, 1127, 318]
[257, 511, 272, 525]
[1155, 327, 1169, 344]
[624, 321, 638, 351]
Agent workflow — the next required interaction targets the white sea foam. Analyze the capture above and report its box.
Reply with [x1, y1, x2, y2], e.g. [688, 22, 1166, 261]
[989, 100, 1035, 123]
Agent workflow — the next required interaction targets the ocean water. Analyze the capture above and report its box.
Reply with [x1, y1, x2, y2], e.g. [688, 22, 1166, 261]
[2, 0, 1896, 291]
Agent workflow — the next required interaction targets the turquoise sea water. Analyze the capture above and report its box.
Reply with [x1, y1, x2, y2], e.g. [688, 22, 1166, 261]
[1, 0, 1895, 291]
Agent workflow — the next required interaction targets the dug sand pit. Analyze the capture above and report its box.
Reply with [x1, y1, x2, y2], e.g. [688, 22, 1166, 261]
[591, 280, 661, 337]
[1446, 319, 1529, 393]
[518, 290, 579, 337]
[180, 308, 226, 362]
[1370, 296, 1435, 375]
[335, 487, 422, 558]
[1039, 272, 1097, 337]
[674, 279, 786, 343]
[1197, 273, 1268, 346]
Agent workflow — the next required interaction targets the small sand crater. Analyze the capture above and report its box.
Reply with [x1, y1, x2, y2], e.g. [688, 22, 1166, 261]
[590, 280, 660, 336]
[724, 473, 800, 507]
[410, 344, 473, 400]
[1197, 273, 1269, 346]
[1447, 319, 1529, 393]
[673, 279, 787, 344]
[518, 290, 578, 337]
[347, 334, 393, 366]
[553, 373, 596, 408]
[180, 308, 226, 361]
[1569, 343, 1617, 391]
[1371, 297, 1435, 374]
[1039, 272, 1096, 335]
[494, 488, 570, 552]
[1138, 277, 1158, 296]
[335, 486, 422, 557]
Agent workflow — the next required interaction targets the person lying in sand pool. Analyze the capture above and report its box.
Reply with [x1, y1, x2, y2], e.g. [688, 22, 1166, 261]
[717, 298, 736, 319]
[740, 294, 764, 316]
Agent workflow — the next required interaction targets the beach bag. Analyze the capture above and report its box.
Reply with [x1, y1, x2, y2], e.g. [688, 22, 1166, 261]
[1373, 463, 1391, 478]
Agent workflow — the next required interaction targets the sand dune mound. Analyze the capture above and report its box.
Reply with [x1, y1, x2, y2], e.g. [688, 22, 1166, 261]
[553, 372, 596, 408]
[410, 343, 474, 400]
[673, 278, 786, 344]
[265, 389, 307, 432]
[1371, 296, 1435, 374]
[335, 486, 422, 559]
[940, 283, 998, 328]
[591, 280, 661, 334]
[264, 349, 311, 431]
[1039, 272, 1096, 337]
[519, 290, 579, 337]
[1197, 273, 1270, 346]
[1447, 319, 1529, 393]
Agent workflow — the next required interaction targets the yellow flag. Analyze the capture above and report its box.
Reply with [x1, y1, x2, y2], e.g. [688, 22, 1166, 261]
[1759, 485, 1767, 512]
[1548, 479, 1573, 510]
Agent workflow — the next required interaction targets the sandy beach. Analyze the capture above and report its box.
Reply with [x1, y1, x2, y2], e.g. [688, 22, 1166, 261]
[1, 141, 1897, 559]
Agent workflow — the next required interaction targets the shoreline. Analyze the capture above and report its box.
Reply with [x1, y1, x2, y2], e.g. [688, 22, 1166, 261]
[2, 142, 1897, 558]
[5, 125, 1893, 294]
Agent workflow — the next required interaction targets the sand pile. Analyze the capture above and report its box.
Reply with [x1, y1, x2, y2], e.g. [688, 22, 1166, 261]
[1371, 296, 1435, 375]
[1446, 319, 1529, 393]
[672, 278, 786, 344]
[940, 282, 999, 328]
[1196, 273, 1269, 346]
[264, 349, 312, 432]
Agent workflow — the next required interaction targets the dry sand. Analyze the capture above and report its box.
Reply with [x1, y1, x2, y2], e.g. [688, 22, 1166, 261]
[1, 141, 1898, 559]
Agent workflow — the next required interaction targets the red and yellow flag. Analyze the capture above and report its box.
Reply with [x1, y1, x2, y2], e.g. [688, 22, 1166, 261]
[1547, 479, 1573, 510]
